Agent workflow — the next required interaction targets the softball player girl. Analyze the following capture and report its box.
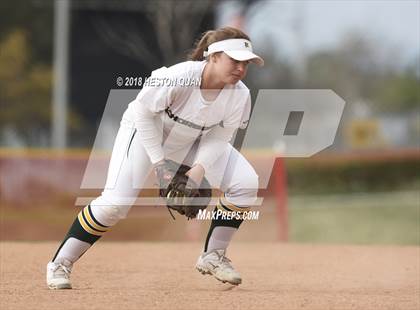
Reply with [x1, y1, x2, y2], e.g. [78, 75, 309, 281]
[47, 26, 264, 288]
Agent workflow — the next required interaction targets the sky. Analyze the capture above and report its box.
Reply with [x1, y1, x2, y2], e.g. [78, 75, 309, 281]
[218, 0, 420, 65]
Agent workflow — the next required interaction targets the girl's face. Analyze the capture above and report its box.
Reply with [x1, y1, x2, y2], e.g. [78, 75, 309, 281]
[212, 52, 249, 85]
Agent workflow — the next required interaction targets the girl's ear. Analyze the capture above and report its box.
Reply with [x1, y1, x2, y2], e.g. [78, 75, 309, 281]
[210, 52, 221, 64]
[209, 54, 217, 63]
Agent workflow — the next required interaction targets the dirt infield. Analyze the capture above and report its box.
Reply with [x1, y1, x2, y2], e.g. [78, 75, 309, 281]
[1, 242, 419, 310]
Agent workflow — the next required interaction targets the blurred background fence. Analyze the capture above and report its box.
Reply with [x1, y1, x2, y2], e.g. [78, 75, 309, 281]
[0, 0, 419, 244]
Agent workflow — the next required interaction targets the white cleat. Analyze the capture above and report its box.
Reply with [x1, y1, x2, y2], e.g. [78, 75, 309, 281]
[46, 259, 73, 290]
[195, 249, 242, 285]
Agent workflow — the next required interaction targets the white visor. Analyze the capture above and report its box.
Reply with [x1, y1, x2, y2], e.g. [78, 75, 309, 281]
[203, 39, 264, 66]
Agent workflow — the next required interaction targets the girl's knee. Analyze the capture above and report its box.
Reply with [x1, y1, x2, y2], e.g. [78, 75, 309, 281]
[90, 196, 133, 226]
[226, 170, 259, 206]
[235, 167, 259, 191]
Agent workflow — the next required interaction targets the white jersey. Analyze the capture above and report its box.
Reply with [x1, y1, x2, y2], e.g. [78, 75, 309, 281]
[122, 60, 251, 171]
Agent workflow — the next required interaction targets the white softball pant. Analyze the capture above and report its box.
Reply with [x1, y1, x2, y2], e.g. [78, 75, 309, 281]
[89, 122, 259, 226]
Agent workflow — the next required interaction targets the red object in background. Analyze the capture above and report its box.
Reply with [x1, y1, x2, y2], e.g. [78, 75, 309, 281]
[274, 157, 288, 242]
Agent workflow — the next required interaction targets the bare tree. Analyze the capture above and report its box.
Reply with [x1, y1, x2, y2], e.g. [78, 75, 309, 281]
[83, 0, 215, 67]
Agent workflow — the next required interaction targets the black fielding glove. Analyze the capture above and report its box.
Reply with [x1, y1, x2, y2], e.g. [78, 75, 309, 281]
[155, 160, 212, 219]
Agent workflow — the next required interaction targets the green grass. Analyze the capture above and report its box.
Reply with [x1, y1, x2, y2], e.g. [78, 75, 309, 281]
[289, 191, 420, 245]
